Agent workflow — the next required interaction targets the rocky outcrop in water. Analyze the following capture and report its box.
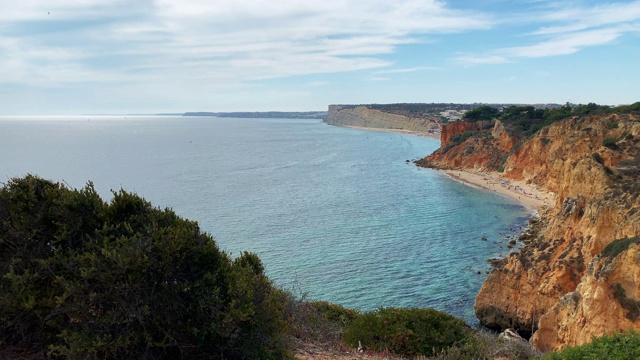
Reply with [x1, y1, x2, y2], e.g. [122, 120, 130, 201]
[418, 111, 640, 349]
[324, 105, 440, 135]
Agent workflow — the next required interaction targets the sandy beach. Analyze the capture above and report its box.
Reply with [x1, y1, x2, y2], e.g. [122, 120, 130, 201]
[440, 169, 554, 212]
[335, 123, 550, 211]
[340, 125, 441, 140]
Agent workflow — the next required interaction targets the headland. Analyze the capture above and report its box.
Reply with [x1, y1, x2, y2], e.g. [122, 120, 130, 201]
[327, 101, 640, 351]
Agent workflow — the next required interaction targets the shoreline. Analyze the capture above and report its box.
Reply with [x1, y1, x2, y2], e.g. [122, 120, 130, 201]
[335, 124, 441, 140]
[332, 122, 551, 212]
[437, 169, 554, 212]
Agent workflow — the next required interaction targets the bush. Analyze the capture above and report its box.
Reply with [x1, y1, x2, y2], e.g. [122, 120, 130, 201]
[343, 307, 470, 357]
[462, 106, 500, 122]
[436, 329, 538, 360]
[451, 130, 476, 144]
[603, 137, 619, 150]
[542, 330, 640, 359]
[287, 300, 359, 346]
[601, 237, 640, 258]
[0, 175, 291, 359]
[308, 301, 359, 326]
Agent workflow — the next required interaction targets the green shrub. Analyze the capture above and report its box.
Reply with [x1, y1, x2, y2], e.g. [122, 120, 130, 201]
[463, 106, 500, 122]
[452, 130, 476, 144]
[591, 152, 605, 165]
[287, 300, 359, 345]
[308, 301, 359, 326]
[436, 329, 538, 360]
[0, 175, 291, 359]
[601, 237, 640, 258]
[542, 330, 640, 359]
[343, 307, 470, 357]
[603, 137, 620, 150]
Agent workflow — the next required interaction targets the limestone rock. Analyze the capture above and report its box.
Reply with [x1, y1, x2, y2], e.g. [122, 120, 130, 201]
[324, 105, 440, 133]
[532, 242, 640, 351]
[475, 114, 640, 344]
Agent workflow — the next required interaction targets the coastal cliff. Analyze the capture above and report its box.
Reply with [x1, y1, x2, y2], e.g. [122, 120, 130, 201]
[417, 119, 519, 170]
[325, 105, 441, 136]
[418, 108, 640, 350]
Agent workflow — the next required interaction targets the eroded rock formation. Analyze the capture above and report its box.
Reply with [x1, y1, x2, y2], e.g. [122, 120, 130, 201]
[419, 113, 640, 349]
[532, 240, 640, 351]
[416, 120, 519, 171]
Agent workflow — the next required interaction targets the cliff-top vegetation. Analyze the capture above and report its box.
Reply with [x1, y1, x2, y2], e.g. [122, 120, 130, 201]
[0, 175, 291, 359]
[463, 102, 640, 137]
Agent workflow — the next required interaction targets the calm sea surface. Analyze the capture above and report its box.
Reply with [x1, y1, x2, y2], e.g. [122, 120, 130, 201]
[0, 116, 530, 324]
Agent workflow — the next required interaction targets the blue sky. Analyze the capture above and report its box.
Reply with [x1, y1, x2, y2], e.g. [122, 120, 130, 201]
[1, 0, 639, 114]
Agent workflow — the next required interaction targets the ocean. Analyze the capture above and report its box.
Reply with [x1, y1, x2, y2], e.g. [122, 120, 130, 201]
[0, 115, 530, 324]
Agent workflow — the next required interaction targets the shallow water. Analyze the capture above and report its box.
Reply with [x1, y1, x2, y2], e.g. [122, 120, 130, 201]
[0, 116, 530, 324]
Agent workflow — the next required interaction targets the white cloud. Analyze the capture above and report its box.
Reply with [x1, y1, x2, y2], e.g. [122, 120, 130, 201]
[306, 81, 330, 87]
[534, 1, 640, 35]
[454, 55, 509, 65]
[0, 0, 491, 91]
[456, 1, 640, 66]
[375, 66, 440, 74]
[505, 27, 623, 58]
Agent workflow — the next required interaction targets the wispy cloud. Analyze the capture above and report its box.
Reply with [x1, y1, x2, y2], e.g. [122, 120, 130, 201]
[0, 0, 491, 90]
[534, 1, 640, 35]
[375, 66, 440, 74]
[368, 77, 390, 82]
[456, 1, 640, 65]
[454, 55, 509, 65]
[306, 81, 330, 87]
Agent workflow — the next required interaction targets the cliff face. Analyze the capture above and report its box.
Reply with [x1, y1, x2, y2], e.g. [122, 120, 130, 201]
[325, 105, 440, 134]
[440, 120, 493, 146]
[416, 120, 519, 171]
[419, 113, 640, 349]
[532, 241, 640, 351]
[475, 114, 640, 346]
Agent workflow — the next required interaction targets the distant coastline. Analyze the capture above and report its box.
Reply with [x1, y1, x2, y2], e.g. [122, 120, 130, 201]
[182, 111, 327, 119]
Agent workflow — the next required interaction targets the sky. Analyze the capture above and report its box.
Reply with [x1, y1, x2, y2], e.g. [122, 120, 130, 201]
[1, 0, 639, 114]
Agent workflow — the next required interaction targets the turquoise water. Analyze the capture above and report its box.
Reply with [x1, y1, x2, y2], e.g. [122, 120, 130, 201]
[0, 116, 530, 324]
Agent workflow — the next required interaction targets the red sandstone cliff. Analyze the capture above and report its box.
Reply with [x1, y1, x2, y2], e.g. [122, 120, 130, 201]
[416, 120, 519, 170]
[419, 113, 640, 349]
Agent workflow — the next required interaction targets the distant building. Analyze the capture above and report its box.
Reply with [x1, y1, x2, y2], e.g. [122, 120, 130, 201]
[439, 109, 467, 121]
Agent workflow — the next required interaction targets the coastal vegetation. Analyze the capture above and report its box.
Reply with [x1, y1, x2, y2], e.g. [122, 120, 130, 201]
[541, 330, 640, 360]
[0, 175, 510, 359]
[0, 175, 290, 359]
[343, 308, 470, 357]
[463, 102, 640, 137]
[601, 237, 640, 259]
